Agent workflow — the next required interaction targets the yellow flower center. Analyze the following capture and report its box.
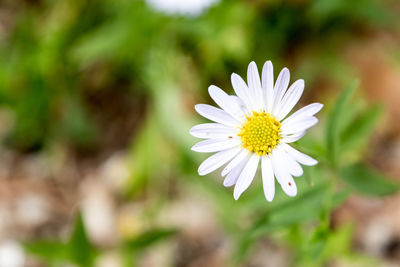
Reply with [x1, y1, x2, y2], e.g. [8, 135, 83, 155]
[238, 111, 281, 156]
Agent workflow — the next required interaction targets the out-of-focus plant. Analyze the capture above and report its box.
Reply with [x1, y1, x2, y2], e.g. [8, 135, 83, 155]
[0, 0, 395, 150]
[24, 213, 177, 267]
[24, 213, 98, 267]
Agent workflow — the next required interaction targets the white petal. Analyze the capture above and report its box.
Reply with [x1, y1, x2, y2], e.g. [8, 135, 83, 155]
[276, 79, 304, 120]
[221, 149, 249, 176]
[261, 156, 275, 202]
[282, 103, 323, 126]
[191, 138, 241, 153]
[223, 156, 248, 187]
[262, 61, 274, 113]
[195, 104, 239, 127]
[278, 147, 303, 177]
[230, 96, 250, 115]
[198, 147, 241, 176]
[233, 154, 259, 200]
[208, 85, 245, 120]
[190, 123, 238, 139]
[270, 151, 297, 197]
[281, 117, 318, 135]
[247, 61, 263, 110]
[281, 131, 306, 143]
[231, 73, 255, 111]
[272, 68, 290, 114]
[282, 144, 318, 166]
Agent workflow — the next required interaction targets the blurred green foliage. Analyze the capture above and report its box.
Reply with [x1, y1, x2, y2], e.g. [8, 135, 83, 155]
[0, 0, 398, 266]
[24, 213, 98, 267]
[25, 213, 177, 267]
[0, 0, 395, 151]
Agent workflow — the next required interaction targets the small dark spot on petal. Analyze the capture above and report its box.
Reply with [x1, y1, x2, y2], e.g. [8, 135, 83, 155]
[229, 136, 233, 138]
[288, 182, 292, 186]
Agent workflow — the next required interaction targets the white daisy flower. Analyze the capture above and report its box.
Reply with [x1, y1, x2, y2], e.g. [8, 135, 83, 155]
[190, 61, 323, 201]
[146, 0, 219, 16]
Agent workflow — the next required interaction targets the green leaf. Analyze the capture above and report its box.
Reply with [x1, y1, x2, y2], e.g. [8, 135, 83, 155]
[24, 212, 97, 267]
[340, 163, 400, 196]
[326, 80, 358, 166]
[235, 177, 351, 262]
[24, 241, 68, 262]
[340, 104, 384, 150]
[235, 182, 332, 262]
[69, 213, 96, 266]
[250, 183, 331, 238]
[125, 228, 177, 250]
[125, 115, 163, 197]
[298, 222, 353, 267]
[331, 188, 351, 207]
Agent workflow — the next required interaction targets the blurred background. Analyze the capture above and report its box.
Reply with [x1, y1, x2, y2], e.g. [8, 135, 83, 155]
[0, 0, 400, 266]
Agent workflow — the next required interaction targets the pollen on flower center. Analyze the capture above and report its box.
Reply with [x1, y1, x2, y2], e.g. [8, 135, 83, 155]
[238, 111, 281, 156]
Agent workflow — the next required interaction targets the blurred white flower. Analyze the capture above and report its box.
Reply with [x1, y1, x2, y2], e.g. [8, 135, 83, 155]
[16, 194, 49, 227]
[81, 178, 117, 246]
[0, 240, 25, 267]
[101, 152, 130, 192]
[146, 0, 220, 16]
[95, 251, 123, 267]
[190, 60, 323, 201]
